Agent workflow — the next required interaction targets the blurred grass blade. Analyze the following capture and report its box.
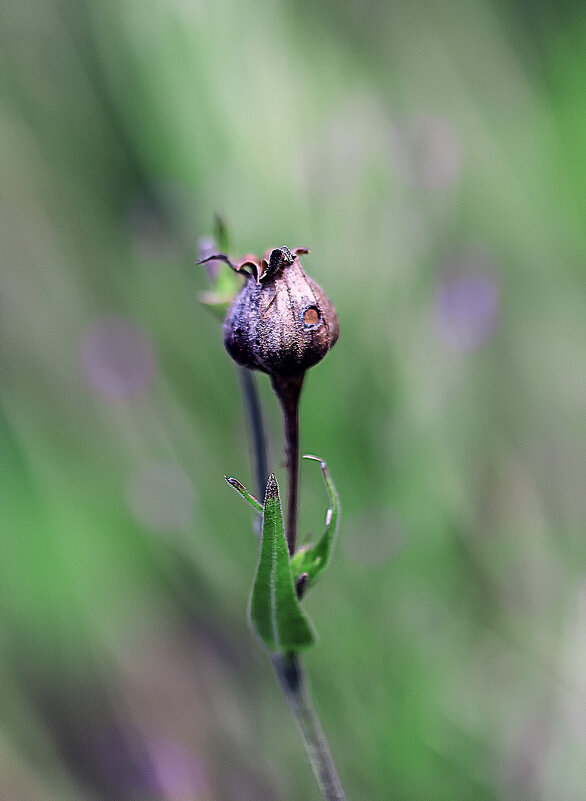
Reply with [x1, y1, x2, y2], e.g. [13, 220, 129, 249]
[198, 217, 242, 319]
[225, 476, 263, 513]
[291, 456, 339, 590]
[199, 264, 243, 319]
[249, 474, 315, 652]
[213, 213, 230, 252]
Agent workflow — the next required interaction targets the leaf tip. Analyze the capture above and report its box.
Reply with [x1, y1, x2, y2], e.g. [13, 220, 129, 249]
[303, 453, 326, 469]
[265, 473, 279, 501]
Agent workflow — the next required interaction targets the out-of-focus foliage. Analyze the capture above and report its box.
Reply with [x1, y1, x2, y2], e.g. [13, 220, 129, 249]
[1, 0, 585, 799]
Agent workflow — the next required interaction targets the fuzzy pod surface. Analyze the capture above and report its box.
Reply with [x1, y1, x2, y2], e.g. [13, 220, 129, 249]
[222, 247, 339, 378]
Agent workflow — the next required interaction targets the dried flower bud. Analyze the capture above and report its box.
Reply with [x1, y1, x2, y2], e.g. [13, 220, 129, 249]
[197, 244, 340, 555]
[205, 246, 339, 378]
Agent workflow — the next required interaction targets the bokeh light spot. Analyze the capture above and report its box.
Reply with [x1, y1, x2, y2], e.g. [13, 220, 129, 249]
[150, 738, 208, 797]
[81, 316, 157, 400]
[434, 250, 501, 351]
[126, 461, 195, 533]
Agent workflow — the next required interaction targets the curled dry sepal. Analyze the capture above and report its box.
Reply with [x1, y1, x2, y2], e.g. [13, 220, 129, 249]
[226, 457, 340, 653]
[198, 246, 339, 378]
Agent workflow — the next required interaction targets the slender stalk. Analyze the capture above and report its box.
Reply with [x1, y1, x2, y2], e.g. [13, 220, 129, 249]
[273, 653, 347, 801]
[270, 372, 305, 555]
[239, 367, 269, 498]
[239, 368, 347, 800]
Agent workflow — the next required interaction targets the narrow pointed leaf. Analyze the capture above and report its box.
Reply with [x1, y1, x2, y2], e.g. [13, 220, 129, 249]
[291, 456, 340, 590]
[213, 213, 230, 253]
[249, 474, 315, 652]
[225, 476, 263, 513]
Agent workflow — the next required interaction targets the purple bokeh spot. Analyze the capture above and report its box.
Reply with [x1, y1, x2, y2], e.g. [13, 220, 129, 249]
[81, 316, 157, 400]
[150, 739, 208, 796]
[435, 251, 501, 351]
[95, 730, 159, 793]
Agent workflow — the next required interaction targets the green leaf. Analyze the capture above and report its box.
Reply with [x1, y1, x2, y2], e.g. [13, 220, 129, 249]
[249, 474, 315, 653]
[198, 215, 241, 319]
[225, 476, 263, 513]
[213, 213, 231, 253]
[199, 265, 242, 319]
[291, 456, 340, 591]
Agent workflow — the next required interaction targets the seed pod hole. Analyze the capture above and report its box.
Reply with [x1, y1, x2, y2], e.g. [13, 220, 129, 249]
[303, 306, 321, 328]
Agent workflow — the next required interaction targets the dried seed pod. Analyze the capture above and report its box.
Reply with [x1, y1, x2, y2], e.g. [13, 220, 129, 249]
[198, 244, 339, 553]
[217, 246, 339, 378]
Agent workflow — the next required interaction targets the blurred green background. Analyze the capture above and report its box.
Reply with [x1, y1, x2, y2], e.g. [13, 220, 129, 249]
[1, 1, 586, 799]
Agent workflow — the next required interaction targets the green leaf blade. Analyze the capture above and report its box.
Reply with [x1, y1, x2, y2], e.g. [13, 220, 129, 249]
[249, 474, 315, 653]
[291, 456, 340, 590]
[225, 475, 263, 513]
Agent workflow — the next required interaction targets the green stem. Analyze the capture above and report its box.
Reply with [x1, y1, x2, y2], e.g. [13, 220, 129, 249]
[273, 653, 347, 801]
[239, 368, 347, 800]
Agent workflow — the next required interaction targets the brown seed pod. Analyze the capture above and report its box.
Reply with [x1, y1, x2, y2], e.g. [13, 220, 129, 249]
[198, 244, 339, 554]
[214, 246, 339, 378]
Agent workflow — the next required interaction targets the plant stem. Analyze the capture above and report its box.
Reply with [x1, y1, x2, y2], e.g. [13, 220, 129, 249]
[239, 367, 347, 800]
[270, 372, 305, 555]
[273, 653, 347, 801]
[239, 367, 269, 498]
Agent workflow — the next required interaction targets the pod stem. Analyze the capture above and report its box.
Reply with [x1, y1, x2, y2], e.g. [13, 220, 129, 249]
[241, 369, 347, 799]
[270, 372, 305, 555]
[272, 653, 348, 801]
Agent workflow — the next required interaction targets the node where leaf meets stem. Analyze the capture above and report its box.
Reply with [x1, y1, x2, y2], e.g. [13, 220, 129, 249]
[270, 371, 305, 556]
[215, 241, 346, 798]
